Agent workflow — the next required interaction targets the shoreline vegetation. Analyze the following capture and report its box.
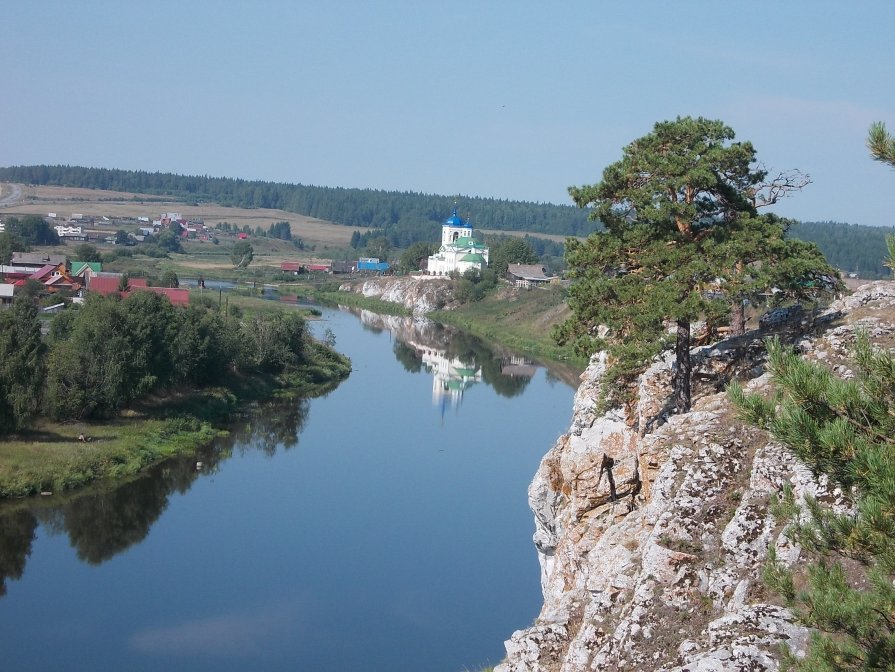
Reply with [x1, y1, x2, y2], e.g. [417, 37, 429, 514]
[0, 286, 351, 499]
[0, 343, 349, 499]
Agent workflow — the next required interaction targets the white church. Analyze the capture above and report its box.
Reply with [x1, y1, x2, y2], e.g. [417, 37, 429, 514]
[426, 208, 489, 276]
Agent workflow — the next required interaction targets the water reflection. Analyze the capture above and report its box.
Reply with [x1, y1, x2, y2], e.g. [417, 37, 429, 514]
[347, 309, 553, 409]
[0, 509, 36, 596]
[0, 398, 311, 593]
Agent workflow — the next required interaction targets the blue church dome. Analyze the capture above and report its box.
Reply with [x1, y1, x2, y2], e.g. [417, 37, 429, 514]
[443, 207, 471, 228]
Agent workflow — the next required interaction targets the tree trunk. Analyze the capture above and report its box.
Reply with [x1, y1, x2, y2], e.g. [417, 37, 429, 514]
[729, 299, 746, 336]
[673, 319, 692, 413]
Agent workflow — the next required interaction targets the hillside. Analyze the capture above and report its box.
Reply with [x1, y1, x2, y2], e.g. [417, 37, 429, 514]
[0, 164, 596, 238]
[2, 169, 891, 279]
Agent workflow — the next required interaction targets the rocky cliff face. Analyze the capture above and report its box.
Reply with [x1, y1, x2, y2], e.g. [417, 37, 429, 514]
[498, 281, 895, 672]
[339, 276, 455, 315]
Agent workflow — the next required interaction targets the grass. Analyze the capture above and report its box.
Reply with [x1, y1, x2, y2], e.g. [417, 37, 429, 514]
[0, 341, 351, 500]
[0, 416, 220, 498]
[3, 184, 354, 248]
[431, 284, 586, 367]
[315, 289, 413, 316]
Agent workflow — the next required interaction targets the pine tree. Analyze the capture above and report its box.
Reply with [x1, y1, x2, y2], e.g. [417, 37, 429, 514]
[867, 122, 895, 167]
[730, 200, 895, 668]
[730, 330, 895, 671]
[557, 117, 837, 412]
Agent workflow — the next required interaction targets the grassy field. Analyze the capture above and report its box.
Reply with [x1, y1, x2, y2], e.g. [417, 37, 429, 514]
[0, 415, 221, 498]
[0, 183, 355, 249]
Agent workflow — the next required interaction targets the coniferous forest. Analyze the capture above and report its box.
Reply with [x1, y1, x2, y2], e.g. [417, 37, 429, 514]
[1, 164, 891, 277]
[0, 165, 595, 236]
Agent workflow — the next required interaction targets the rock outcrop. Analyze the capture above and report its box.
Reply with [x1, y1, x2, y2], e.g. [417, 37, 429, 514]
[498, 281, 895, 672]
[339, 276, 455, 315]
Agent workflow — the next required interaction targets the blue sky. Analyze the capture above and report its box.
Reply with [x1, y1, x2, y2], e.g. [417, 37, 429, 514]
[4, 1, 894, 226]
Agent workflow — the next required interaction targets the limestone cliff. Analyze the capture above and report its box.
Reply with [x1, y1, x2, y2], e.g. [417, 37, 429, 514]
[498, 281, 895, 672]
[339, 276, 455, 315]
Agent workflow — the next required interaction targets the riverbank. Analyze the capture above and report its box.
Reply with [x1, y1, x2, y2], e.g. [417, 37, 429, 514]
[430, 284, 584, 366]
[0, 340, 351, 499]
[332, 276, 586, 368]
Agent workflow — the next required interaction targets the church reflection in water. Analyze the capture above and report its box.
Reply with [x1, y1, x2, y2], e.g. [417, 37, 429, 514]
[422, 347, 483, 408]
[351, 309, 540, 413]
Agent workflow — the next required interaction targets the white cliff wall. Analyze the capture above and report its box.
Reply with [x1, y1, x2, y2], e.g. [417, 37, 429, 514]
[339, 276, 455, 315]
[498, 282, 895, 672]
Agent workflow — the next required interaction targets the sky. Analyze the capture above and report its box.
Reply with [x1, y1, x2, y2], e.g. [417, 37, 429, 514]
[4, 1, 894, 227]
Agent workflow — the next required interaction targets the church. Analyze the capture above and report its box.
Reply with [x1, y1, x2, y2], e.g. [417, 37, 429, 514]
[426, 208, 490, 276]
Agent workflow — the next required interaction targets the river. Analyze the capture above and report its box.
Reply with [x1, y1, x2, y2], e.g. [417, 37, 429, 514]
[0, 306, 579, 671]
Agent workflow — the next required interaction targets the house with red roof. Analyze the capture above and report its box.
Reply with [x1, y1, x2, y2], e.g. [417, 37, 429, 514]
[86, 274, 188, 306]
[87, 275, 148, 297]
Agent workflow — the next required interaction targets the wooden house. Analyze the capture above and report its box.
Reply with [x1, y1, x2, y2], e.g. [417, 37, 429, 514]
[506, 264, 554, 289]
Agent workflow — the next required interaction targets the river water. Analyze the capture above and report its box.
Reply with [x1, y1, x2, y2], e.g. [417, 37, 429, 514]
[0, 306, 579, 671]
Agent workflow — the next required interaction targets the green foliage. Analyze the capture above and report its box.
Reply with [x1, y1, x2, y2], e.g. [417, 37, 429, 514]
[17, 278, 47, 302]
[732, 337, 895, 670]
[42, 292, 324, 422]
[240, 312, 308, 372]
[487, 235, 539, 277]
[73, 243, 102, 263]
[0, 300, 46, 434]
[867, 121, 895, 167]
[268, 221, 292, 240]
[0, 232, 29, 264]
[362, 235, 391, 262]
[230, 240, 254, 268]
[398, 241, 437, 273]
[454, 268, 498, 304]
[558, 116, 837, 412]
[4, 215, 60, 246]
[155, 228, 182, 253]
[160, 269, 179, 288]
[788, 221, 895, 279]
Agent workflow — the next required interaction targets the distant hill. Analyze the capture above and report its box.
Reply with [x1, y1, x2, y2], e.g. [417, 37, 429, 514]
[2, 165, 891, 278]
[788, 220, 895, 279]
[0, 164, 595, 240]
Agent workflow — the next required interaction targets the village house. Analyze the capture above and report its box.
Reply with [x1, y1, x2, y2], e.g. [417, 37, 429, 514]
[71, 261, 103, 284]
[54, 225, 88, 241]
[357, 257, 390, 273]
[87, 273, 189, 306]
[10, 252, 68, 273]
[506, 263, 555, 288]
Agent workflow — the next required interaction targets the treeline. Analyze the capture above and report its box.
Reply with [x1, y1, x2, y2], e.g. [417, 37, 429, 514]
[5, 165, 891, 276]
[0, 164, 596, 237]
[788, 220, 895, 279]
[0, 293, 349, 433]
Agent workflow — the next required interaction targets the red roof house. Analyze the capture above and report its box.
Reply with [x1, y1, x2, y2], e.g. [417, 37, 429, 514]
[146, 287, 190, 306]
[88, 276, 148, 296]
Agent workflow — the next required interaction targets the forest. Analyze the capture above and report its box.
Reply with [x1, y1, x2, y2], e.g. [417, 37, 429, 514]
[0, 164, 596, 236]
[1, 165, 891, 277]
[788, 220, 895, 279]
[0, 292, 350, 435]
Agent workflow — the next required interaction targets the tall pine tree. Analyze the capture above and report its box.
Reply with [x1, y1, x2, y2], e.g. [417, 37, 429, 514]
[556, 117, 837, 413]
